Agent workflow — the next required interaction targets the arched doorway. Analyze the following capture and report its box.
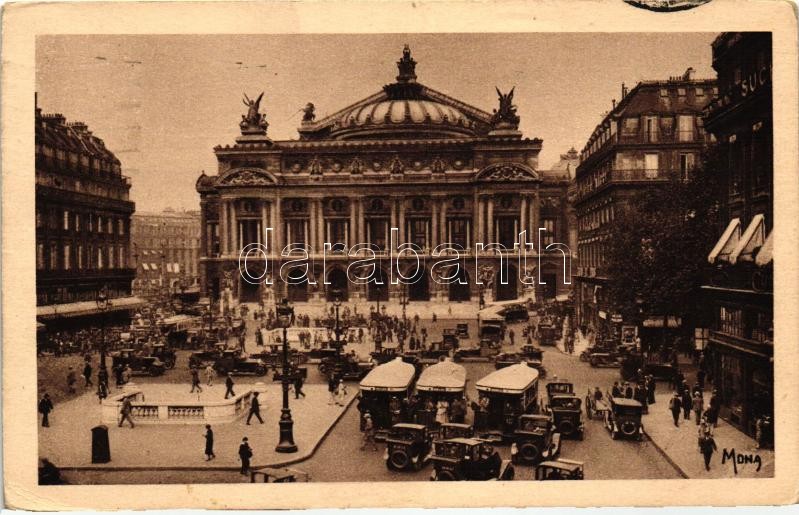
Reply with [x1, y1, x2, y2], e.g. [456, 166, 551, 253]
[367, 268, 389, 302]
[406, 266, 430, 301]
[286, 266, 309, 302]
[326, 267, 349, 301]
[448, 265, 471, 302]
[495, 263, 518, 301]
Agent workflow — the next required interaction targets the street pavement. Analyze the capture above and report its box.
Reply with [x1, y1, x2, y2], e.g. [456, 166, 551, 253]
[53, 307, 767, 483]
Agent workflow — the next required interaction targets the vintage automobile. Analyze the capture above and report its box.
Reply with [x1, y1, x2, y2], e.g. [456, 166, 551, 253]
[148, 343, 177, 369]
[642, 362, 679, 382]
[474, 362, 540, 440]
[537, 323, 557, 346]
[429, 438, 515, 481]
[478, 318, 506, 344]
[358, 357, 417, 436]
[546, 394, 584, 440]
[510, 414, 561, 465]
[588, 350, 621, 368]
[535, 459, 585, 480]
[603, 397, 645, 440]
[319, 354, 373, 381]
[159, 314, 200, 349]
[252, 344, 309, 370]
[110, 349, 166, 376]
[414, 359, 468, 428]
[384, 423, 433, 471]
[453, 339, 501, 362]
[438, 423, 474, 440]
[188, 342, 228, 369]
[493, 345, 545, 375]
[499, 303, 530, 322]
[212, 350, 268, 376]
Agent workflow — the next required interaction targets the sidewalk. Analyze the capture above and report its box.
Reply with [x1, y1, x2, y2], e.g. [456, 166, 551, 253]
[644, 391, 774, 478]
[39, 383, 356, 470]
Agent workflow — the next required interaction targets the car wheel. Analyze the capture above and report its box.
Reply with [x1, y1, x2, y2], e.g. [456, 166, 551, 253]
[436, 469, 458, 481]
[318, 363, 328, 374]
[388, 448, 410, 470]
[255, 366, 267, 376]
[590, 357, 598, 367]
[518, 442, 540, 463]
[558, 419, 576, 436]
[164, 359, 176, 370]
[621, 421, 638, 437]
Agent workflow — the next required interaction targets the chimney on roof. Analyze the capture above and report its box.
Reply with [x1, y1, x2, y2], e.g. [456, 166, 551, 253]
[621, 82, 628, 99]
[611, 98, 616, 110]
[683, 67, 696, 81]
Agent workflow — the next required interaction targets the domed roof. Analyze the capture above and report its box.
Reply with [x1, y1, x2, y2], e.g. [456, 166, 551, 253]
[331, 99, 475, 139]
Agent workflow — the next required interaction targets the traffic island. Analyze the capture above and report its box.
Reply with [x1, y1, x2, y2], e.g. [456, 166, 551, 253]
[39, 383, 357, 471]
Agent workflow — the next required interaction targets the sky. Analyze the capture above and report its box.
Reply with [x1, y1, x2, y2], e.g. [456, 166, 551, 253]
[36, 33, 717, 212]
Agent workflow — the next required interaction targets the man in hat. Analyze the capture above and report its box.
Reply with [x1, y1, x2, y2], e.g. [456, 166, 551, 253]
[238, 437, 253, 475]
[669, 392, 683, 427]
[360, 412, 377, 451]
[38, 393, 54, 427]
[246, 392, 263, 425]
[204, 424, 216, 461]
[224, 373, 235, 399]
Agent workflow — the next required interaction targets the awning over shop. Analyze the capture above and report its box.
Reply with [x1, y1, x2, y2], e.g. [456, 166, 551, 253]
[755, 230, 773, 267]
[37, 296, 146, 320]
[708, 218, 741, 264]
[730, 214, 765, 264]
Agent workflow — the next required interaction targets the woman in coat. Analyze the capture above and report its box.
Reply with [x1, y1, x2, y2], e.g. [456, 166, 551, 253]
[435, 399, 450, 427]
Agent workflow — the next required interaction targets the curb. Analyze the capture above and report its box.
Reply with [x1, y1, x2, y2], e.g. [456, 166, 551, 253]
[641, 427, 690, 479]
[60, 391, 359, 473]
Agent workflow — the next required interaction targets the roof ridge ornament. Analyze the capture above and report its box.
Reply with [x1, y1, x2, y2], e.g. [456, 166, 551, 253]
[396, 44, 417, 83]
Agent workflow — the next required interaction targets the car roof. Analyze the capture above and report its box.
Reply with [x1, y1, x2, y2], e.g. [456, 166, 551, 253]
[392, 423, 427, 430]
[520, 414, 550, 421]
[551, 394, 578, 400]
[538, 460, 583, 471]
[611, 397, 643, 407]
[443, 437, 483, 446]
[441, 423, 472, 429]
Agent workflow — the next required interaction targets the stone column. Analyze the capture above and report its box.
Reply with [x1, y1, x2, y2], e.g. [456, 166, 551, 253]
[230, 200, 238, 255]
[520, 194, 528, 241]
[475, 195, 484, 245]
[533, 190, 540, 249]
[200, 201, 208, 258]
[273, 198, 283, 256]
[398, 198, 406, 243]
[349, 199, 357, 247]
[440, 197, 448, 244]
[261, 201, 269, 248]
[390, 198, 398, 246]
[220, 199, 229, 256]
[357, 199, 365, 247]
[431, 199, 439, 249]
[486, 195, 494, 243]
[317, 199, 325, 252]
[309, 199, 318, 254]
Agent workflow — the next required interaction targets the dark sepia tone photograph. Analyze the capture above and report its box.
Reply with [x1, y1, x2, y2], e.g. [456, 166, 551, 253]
[30, 31, 775, 486]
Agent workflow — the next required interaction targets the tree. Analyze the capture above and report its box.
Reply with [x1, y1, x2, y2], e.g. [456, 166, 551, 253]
[604, 147, 722, 342]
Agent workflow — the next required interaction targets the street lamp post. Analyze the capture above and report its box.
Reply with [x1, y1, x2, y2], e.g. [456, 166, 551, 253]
[331, 289, 345, 359]
[95, 286, 112, 375]
[275, 298, 298, 453]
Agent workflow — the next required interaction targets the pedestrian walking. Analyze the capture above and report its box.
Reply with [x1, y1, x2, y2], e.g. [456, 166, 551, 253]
[38, 393, 54, 427]
[190, 367, 203, 393]
[225, 373, 236, 399]
[114, 364, 124, 387]
[327, 374, 338, 405]
[682, 388, 692, 420]
[669, 392, 682, 427]
[98, 367, 109, 391]
[508, 328, 515, 346]
[647, 375, 656, 404]
[692, 392, 704, 425]
[336, 379, 348, 406]
[204, 424, 216, 461]
[238, 437, 253, 475]
[118, 396, 135, 428]
[697, 367, 706, 390]
[83, 362, 93, 387]
[66, 367, 77, 394]
[294, 374, 306, 399]
[360, 413, 377, 451]
[699, 432, 717, 471]
[246, 392, 264, 424]
[708, 389, 721, 427]
[205, 364, 215, 386]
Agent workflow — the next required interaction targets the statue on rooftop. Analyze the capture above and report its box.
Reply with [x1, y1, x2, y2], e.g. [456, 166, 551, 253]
[491, 87, 521, 129]
[240, 92, 268, 133]
[302, 102, 316, 122]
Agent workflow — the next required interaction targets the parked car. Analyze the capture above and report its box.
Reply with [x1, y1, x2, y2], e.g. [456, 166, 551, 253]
[510, 414, 561, 465]
[429, 438, 514, 481]
[110, 349, 166, 377]
[320, 355, 373, 381]
[438, 423, 474, 441]
[603, 397, 644, 440]
[213, 350, 268, 376]
[499, 303, 529, 322]
[538, 323, 557, 346]
[453, 339, 500, 362]
[384, 423, 433, 471]
[188, 343, 228, 368]
[535, 459, 585, 480]
[148, 343, 177, 369]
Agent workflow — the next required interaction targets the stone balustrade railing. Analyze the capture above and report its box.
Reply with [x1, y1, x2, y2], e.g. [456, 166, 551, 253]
[101, 382, 267, 425]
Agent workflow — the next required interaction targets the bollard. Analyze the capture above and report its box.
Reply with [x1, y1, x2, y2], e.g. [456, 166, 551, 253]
[91, 425, 111, 463]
